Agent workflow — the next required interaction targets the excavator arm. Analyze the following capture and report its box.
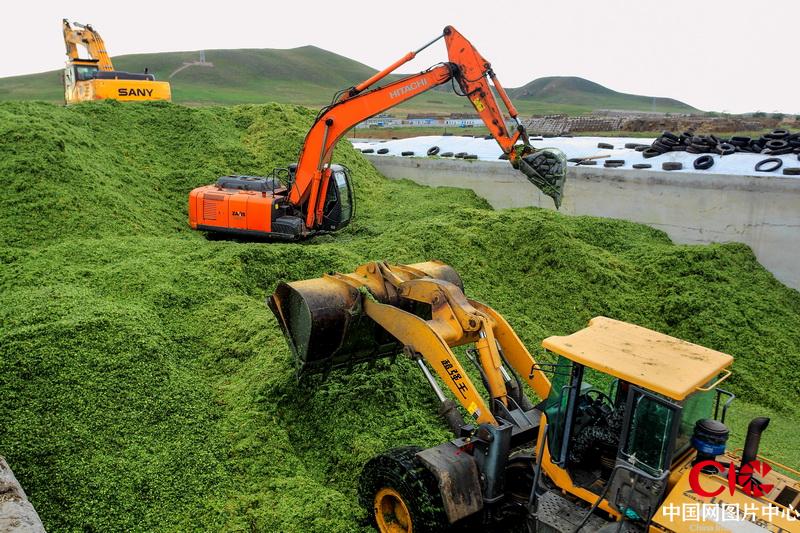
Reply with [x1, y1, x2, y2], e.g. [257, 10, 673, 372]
[289, 26, 565, 229]
[62, 19, 114, 71]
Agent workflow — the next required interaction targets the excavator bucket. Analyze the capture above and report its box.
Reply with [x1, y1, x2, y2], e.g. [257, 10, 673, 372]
[517, 148, 568, 209]
[268, 261, 464, 377]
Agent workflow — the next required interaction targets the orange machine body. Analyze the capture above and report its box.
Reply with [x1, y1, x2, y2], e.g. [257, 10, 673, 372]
[190, 25, 536, 240]
[189, 167, 354, 239]
[189, 186, 279, 236]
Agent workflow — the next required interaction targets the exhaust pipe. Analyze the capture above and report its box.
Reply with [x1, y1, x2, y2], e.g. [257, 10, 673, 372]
[740, 417, 770, 467]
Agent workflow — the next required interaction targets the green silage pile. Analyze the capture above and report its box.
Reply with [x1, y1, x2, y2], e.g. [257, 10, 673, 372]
[0, 101, 798, 532]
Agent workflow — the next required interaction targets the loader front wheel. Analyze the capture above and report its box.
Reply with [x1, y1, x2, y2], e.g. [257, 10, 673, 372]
[359, 446, 448, 533]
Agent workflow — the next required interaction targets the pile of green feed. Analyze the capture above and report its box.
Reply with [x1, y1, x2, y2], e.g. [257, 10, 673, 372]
[0, 100, 798, 532]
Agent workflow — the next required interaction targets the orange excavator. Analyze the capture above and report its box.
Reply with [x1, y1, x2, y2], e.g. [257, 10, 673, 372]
[188, 26, 567, 240]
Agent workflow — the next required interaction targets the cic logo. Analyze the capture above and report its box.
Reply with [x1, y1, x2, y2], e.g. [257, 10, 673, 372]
[689, 460, 774, 498]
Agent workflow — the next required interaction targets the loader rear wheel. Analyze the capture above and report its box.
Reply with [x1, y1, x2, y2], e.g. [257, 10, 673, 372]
[359, 446, 449, 533]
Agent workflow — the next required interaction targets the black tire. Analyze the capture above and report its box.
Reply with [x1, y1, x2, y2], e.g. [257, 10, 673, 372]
[766, 129, 790, 140]
[361, 148, 375, 154]
[659, 136, 678, 147]
[694, 155, 714, 170]
[498, 153, 509, 160]
[604, 162, 624, 168]
[605, 159, 625, 164]
[440, 152, 454, 158]
[662, 131, 680, 142]
[755, 157, 783, 172]
[401, 151, 415, 156]
[716, 143, 735, 156]
[484, 134, 493, 140]
[454, 152, 468, 159]
[730, 136, 751, 146]
[766, 139, 789, 150]
[783, 167, 800, 175]
[662, 162, 683, 171]
[377, 148, 390, 155]
[652, 141, 672, 153]
[767, 147, 794, 156]
[464, 154, 478, 160]
[359, 446, 448, 533]
[624, 143, 639, 149]
[597, 142, 614, 149]
[642, 148, 661, 158]
[634, 145, 648, 152]
[577, 159, 598, 165]
[427, 146, 440, 156]
[632, 163, 652, 169]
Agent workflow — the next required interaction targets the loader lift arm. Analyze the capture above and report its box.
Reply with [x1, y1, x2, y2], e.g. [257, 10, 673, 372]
[270, 261, 552, 426]
[289, 26, 555, 230]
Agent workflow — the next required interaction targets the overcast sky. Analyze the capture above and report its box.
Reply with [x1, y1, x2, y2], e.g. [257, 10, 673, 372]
[5, 0, 799, 114]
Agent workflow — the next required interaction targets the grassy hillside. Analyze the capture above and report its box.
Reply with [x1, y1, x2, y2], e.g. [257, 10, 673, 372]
[0, 47, 696, 114]
[0, 101, 797, 532]
[508, 76, 696, 114]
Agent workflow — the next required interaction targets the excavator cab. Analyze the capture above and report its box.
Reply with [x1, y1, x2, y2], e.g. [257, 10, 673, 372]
[319, 165, 355, 231]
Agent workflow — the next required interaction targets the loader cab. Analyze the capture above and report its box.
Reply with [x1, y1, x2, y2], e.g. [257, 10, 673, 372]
[319, 164, 355, 231]
[541, 317, 733, 515]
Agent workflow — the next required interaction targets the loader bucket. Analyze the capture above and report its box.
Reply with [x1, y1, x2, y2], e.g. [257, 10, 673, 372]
[268, 261, 464, 377]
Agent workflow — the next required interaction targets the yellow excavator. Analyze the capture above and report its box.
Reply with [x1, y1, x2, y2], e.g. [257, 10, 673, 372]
[62, 19, 171, 104]
[270, 261, 800, 532]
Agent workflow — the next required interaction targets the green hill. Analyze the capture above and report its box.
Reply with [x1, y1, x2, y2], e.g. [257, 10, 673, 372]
[0, 101, 794, 531]
[508, 75, 696, 113]
[0, 47, 697, 114]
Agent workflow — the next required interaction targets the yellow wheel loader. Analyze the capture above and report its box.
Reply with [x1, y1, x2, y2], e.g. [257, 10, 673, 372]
[62, 19, 171, 104]
[269, 261, 800, 532]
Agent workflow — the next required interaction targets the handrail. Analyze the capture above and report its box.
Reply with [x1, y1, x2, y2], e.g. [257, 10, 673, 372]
[696, 368, 732, 392]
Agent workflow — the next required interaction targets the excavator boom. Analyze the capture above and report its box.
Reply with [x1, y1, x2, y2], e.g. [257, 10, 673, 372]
[189, 25, 566, 240]
[63, 19, 114, 71]
[289, 26, 566, 229]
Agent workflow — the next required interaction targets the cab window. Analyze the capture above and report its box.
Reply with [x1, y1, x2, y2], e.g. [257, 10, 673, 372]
[675, 387, 715, 457]
[621, 389, 678, 476]
[333, 170, 352, 223]
[74, 65, 99, 81]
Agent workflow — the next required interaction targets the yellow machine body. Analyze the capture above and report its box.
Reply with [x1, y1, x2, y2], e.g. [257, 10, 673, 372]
[269, 262, 800, 532]
[62, 20, 171, 105]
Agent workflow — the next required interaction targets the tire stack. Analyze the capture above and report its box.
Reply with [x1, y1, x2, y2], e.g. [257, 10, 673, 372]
[645, 129, 800, 157]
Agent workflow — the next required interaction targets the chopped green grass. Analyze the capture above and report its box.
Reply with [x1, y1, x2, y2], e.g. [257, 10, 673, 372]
[0, 101, 797, 531]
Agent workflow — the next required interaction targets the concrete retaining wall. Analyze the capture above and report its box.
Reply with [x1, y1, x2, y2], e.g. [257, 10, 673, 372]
[366, 155, 800, 290]
[0, 457, 45, 532]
